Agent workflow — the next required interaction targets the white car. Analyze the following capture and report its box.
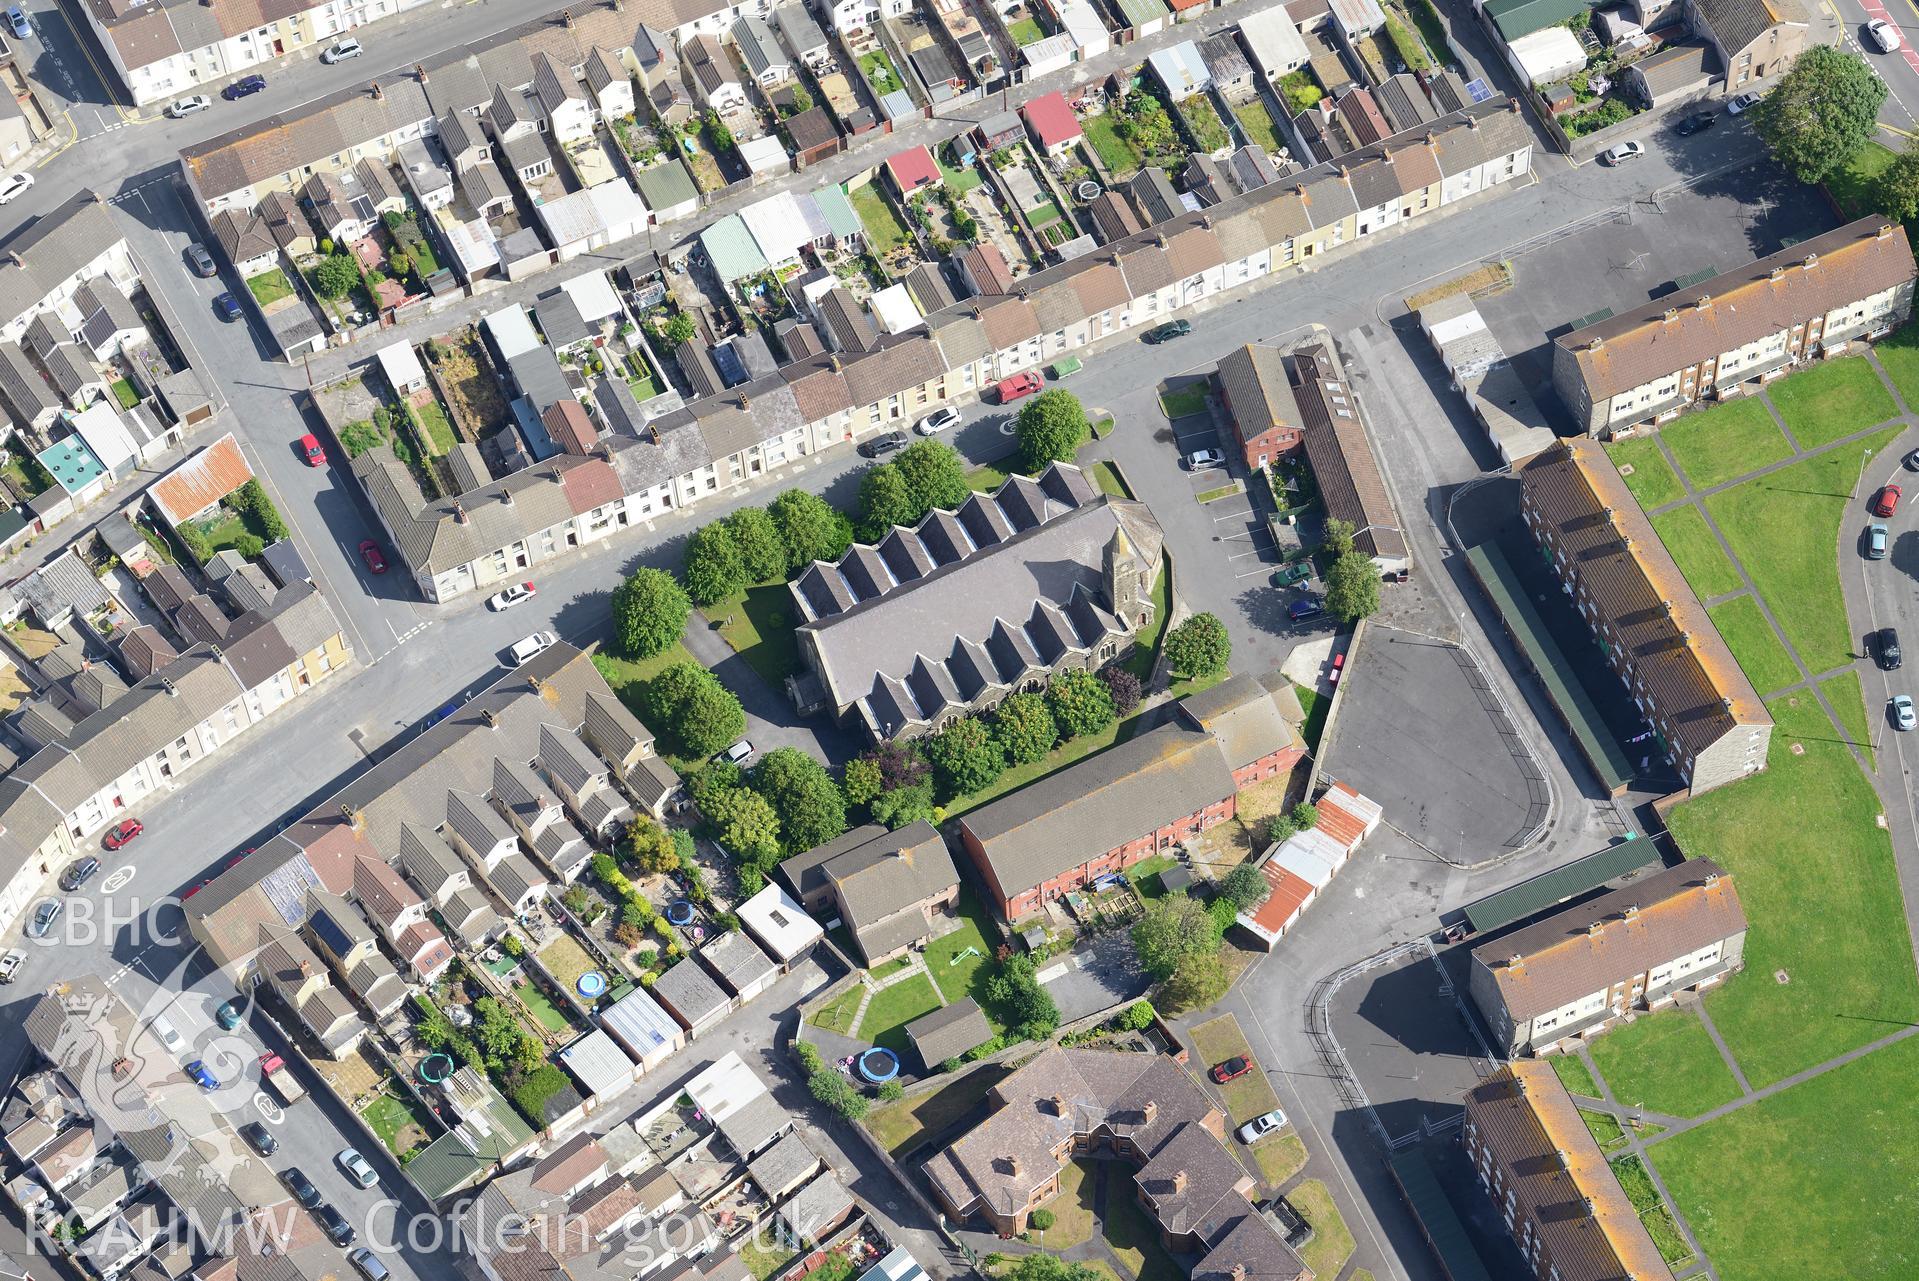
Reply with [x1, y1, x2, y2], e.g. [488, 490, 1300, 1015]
[337, 1148, 377, 1188]
[1236, 1109, 1289, 1143]
[1726, 91, 1763, 115]
[1895, 694, 1916, 732]
[1599, 141, 1645, 166]
[321, 38, 364, 63]
[167, 94, 212, 119]
[0, 949, 23, 984]
[1869, 18, 1902, 51]
[487, 581, 537, 611]
[915, 407, 961, 435]
[0, 172, 32, 205]
[1184, 448, 1225, 470]
[507, 631, 558, 667]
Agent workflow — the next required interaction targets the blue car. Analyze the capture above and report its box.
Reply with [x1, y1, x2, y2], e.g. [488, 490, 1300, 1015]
[214, 293, 241, 321]
[221, 74, 267, 101]
[5, 8, 30, 41]
[185, 1060, 220, 1090]
[1288, 596, 1325, 622]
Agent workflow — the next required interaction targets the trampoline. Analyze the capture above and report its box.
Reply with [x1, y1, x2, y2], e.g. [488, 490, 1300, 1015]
[856, 1048, 899, 1083]
[419, 1053, 454, 1084]
[666, 900, 695, 926]
[578, 971, 608, 998]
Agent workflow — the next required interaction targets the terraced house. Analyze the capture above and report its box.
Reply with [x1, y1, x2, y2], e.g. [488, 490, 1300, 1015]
[1553, 217, 1917, 436]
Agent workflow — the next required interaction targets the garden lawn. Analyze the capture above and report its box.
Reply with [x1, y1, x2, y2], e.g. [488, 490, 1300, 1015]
[1290, 1180, 1355, 1280]
[741, 1240, 796, 1281]
[514, 981, 573, 1034]
[1767, 355, 1897, 448]
[1091, 460, 1130, 498]
[1232, 100, 1282, 152]
[807, 984, 865, 1036]
[1648, 506, 1743, 600]
[861, 972, 943, 1056]
[1551, 1052, 1601, 1099]
[1588, 1007, 1743, 1118]
[1252, 1133, 1307, 1187]
[1651, 1031, 1919, 1281]
[111, 378, 138, 411]
[1611, 1155, 1696, 1271]
[1033, 1160, 1095, 1248]
[923, 887, 997, 1006]
[1007, 16, 1044, 42]
[1604, 435, 1686, 510]
[1707, 596, 1800, 696]
[246, 268, 294, 307]
[850, 184, 911, 256]
[1819, 668, 1875, 767]
[1101, 1165, 1185, 1281]
[1706, 424, 1903, 674]
[862, 1061, 1012, 1156]
[937, 153, 982, 194]
[1294, 683, 1329, 749]
[1827, 140, 1898, 222]
[1160, 386, 1210, 418]
[1190, 1015, 1280, 1124]
[1873, 321, 1919, 408]
[361, 1092, 432, 1155]
[1669, 688, 1919, 1086]
[1581, 1108, 1627, 1153]
[965, 460, 1013, 492]
[1660, 399, 1791, 489]
[1127, 853, 1177, 901]
[705, 582, 802, 691]
[1082, 114, 1141, 176]
[412, 400, 457, 454]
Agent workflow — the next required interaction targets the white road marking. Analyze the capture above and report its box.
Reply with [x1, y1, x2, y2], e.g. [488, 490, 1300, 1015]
[102, 865, 135, 894]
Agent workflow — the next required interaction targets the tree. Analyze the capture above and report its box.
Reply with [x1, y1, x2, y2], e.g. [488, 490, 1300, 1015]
[1218, 863, 1270, 912]
[857, 463, 918, 540]
[1322, 517, 1356, 557]
[872, 779, 936, 828]
[1004, 1258, 1103, 1281]
[645, 662, 745, 758]
[1265, 814, 1299, 844]
[233, 533, 265, 559]
[664, 313, 697, 347]
[388, 250, 414, 280]
[1325, 551, 1380, 622]
[612, 567, 692, 659]
[1164, 613, 1231, 680]
[622, 816, 680, 874]
[1755, 46, 1886, 183]
[1119, 1000, 1157, 1031]
[926, 716, 1003, 799]
[753, 747, 848, 852]
[1015, 390, 1089, 470]
[992, 692, 1058, 765]
[843, 756, 883, 807]
[894, 438, 969, 515]
[984, 954, 1059, 1039]
[236, 480, 289, 540]
[1131, 895, 1220, 981]
[878, 1079, 905, 1102]
[682, 521, 745, 605]
[1292, 801, 1318, 830]
[1878, 146, 1919, 222]
[313, 253, 360, 299]
[708, 785, 782, 867]
[1047, 667, 1117, 739]
[1029, 1209, 1056, 1232]
[1160, 951, 1229, 1014]
[1102, 667, 1142, 716]
[792, 85, 814, 113]
[726, 507, 786, 583]
[769, 489, 853, 571]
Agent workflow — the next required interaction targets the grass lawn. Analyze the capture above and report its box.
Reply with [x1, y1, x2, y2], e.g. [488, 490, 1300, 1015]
[741, 1239, 796, 1281]
[1160, 386, 1210, 418]
[1027, 199, 1063, 228]
[589, 647, 702, 770]
[1232, 100, 1282, 152]
[1127, 853, 1177, 901]
[1033, 1160, 1095, 1248]
[1007, 16, 1044, 42]
[1294, 683, 1329, 749]
[1289, 1180, 1355, 1280]
[1669, 688, 1919, 1086]
[246, 267, 294, 307]
[1768, 355, 1898, 448]
[1706, 424, 1903, 674]
[966, 460, 1013, 492]
[924, 886, 997, 1006]
[1101, 1166, 1185, 1281]
[870, 955, 914, 980]
[1581, 1107, 1628, 1153]
[1873, 321, 1919, 408]
[1604, 435, 1686, 509]
[858, 49, 904, 94]
[1827, 140, 1898, 221]
[1190, 1015, 1280, 1124]
[626, 353, 663, 401]
[1651, 1031, 1919, 1280]
[1252, 1132, 1307, 1187]
[1090, 460, 1130, 498]
[537, 934, 597, 992]
[1589, 1007, 1743, 1118]
[1707, 595, 1800, 696]
[111, 378, 139, 410]
[361, 1092, 432, 1155]
[514, 980, 574, 1034]
[862, 972, 943, 1055]
[863, 1061, 1012, 1156]
[1819, 668, 1875, 767]
[1611, 1154, 1697, 1271]
[1121, 555, 1173, 681]
[1661, 399, 1791, 490]
[1648, 506, 1743, 600]
[1082, 114, 1141, 176]
[704, 581, 802, 691]
[411, 400, 457, 455]
[807, 984, 865, 1036]
[850, 184, 911, 257]
[1550, 1052, 1601, 1099]
[937, 153, 983, 195]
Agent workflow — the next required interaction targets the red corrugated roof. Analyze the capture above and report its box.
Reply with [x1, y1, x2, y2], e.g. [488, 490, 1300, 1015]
[884, 146, 941, 191]
[1021, 91, 1083, 149]
[1247, 864, 1313, 938]
[150, 433, 253, 527]
[1315, 781, 1373, 851]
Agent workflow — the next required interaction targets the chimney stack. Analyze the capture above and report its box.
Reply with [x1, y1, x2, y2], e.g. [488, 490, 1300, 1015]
[454, 502, 469, 524]
[1229, 1265, 1246, 1281]
[342, 803, 366, 834]
[1171, 1170, 1188, 1195]
[1049, 1094, 1067, 1117]
[6, 251, 20, 269]
[1143, 1100, 1159, 1125]
[371, 81, 384, 101]
[563, 7, 575, 26]
[481, 708, 499, 729]
[161, 678, 177, 698]
[1007, 1155, 1021, 1177]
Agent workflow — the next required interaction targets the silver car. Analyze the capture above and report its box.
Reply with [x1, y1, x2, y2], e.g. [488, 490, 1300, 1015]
[1600, 141, 1645, 166]
[1894, 694, 1916, 732]
[167, 94, 212, 118]
[1236, 1109, 1289, 1143]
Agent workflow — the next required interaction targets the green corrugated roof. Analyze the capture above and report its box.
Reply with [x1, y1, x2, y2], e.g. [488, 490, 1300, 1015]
[817, 186, 863, 241]
[1464, 837, 1655, 935]
[1114, 0, 1169, 26]
[403, 1076, 536, 1201]
[1388, 1149, 1496, 1281]
[702, 214, 771, 283]
[1483, 0, 1595, 40]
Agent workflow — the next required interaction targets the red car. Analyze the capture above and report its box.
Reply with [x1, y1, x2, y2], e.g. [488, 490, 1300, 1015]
[299, 433, 325, 466]
[995, 372, 1043, 404]
[1329, 652, 1345, 685]
[1874, 484, 1903, 518]
[359, 540, 388, 574]
[102, 819, 144, 851]
[1210, 1056, 1251, 1083]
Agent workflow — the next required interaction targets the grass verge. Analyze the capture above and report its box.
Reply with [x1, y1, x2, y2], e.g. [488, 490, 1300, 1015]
[1605, 435, 1686, 509]
[1707, 595, 1800, 696]
[1818, 668, 1875, 768]
[1767, 355, 1897, 449]
[1190, 1015, 1280, 1124]
[1649, 505, 1743, 600]
[1611, 1154, 1696, 1271]
[1550, 1052, 1601, 1099]
[1661, 399, 1791, 490]
[1290, 1180, 1355, 1279]
[1588, 1007, 1744, 1118]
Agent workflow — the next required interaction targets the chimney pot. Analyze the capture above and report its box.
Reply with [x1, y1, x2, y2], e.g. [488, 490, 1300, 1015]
[563, 7, 575, 26]
[1171, 1170, 1188, 1195]
[454, 501, 469, 524]
[1803, 252, 1819, 270]
[482, 708, 499, 729]
[1143, 1100, 1159, 1124]
[6, 251, 20, 268]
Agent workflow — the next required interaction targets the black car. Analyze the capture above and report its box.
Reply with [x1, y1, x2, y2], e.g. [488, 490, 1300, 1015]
[241, 1122, 278, 1156]
[1905, 448, 1919, 472]
[314, 1203, 355, 1247]
[1878, 626, 1903, 671]
[1146, 319, 1192, 343]
[857, 430, 909, 459]
[1675, 111, 1717, 136]
[222, 74, 267, 101]
[280, 1168, 322, 1209]
[58, 858, 100, 892]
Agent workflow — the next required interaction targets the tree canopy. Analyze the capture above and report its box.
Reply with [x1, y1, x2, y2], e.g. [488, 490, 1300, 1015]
[858, 463, 919, 541]
[612, 568, 691, 659]
[725, 507, 786, 583]
[1164, 613, 1231, 680]
[1755, 46, 1886, 183]
[769, 489, 853, 571]
[894, 438, 970, 515]
[927, 716, 1003, 798]
[752, 748, 848, 853]
[1015, 390, 1090, 470]
[644, 662, 745, 758]
[1218, 863, 1271, 912]
[1130, 895, 1221, 981]
[682, 521, 744, 605]
[1047, 667, 1117, 739]
[993, 692, 1059, 765]
[1324, 551, 1381, 623]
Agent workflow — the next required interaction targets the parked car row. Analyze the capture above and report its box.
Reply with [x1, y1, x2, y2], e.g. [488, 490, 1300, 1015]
[1865, 477, 1915, 733]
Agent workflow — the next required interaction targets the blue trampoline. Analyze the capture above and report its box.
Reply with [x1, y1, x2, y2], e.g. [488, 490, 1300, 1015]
[578, 971, 607, 998]
[666, 900, 695, 926]
[857, 1048, 899, 1083]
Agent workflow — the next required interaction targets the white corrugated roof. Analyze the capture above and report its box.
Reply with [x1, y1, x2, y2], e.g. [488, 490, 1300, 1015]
[376, 340, 427, 391]
[738, 883, 823, 961]
[483, 304, 542, 360]
[870, 283, 922, 334]
[559, 1028, 638, 1098]
[559, 270, 623, 324]
[1270, 829, 1343, 887]
[66, 402, 137, 472]
[598, 985, 682, 1064]
[739, 134, 791, 178]
[685, 1050, 767, 1122]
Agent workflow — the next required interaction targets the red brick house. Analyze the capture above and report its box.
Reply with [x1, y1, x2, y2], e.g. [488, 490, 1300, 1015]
[1216, 343, 1302, 469]
[957, 676, 1305, 920]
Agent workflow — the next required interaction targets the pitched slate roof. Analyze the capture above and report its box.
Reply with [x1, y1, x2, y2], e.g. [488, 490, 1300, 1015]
[905, 997, 993, 1066]
[1290, 345, 1405, 562]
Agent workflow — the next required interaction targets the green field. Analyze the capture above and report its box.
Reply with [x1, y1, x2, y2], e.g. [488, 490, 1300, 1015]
[1589, 1008, 1743, 1118]
[1661, 399, 1792, 490]
[705, 581, 802, 691]
[1649, 506, 1743, 599]
[1551, 1052, 1601, 1098]
[861, 972, 944, 1055]
[1706, 595, 1800, 696]
[1290, 1180, 1356, 1280]
[1818, 668, 1876, 767]
[1871, 322, 1919, 408]
[1767, 355, 1897, 448]
[1605, 435, 1686, 509]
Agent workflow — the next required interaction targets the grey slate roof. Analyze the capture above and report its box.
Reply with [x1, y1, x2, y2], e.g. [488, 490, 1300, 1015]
[0, 192, 123, 329]
[651, 956, 732, 1027]
[698, 929, 777, 996]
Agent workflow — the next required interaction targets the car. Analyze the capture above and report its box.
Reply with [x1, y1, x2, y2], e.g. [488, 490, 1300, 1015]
[1894, 694, 1917, 732]
[1329, 652, 1345, 686]
[487, 582, 537, 611]
[508, 631, 559, 667]
[222, 74, 267, 100]
[214, 999, 244, 1030]
[1236, 1109, 1289, 1143]
[299, 433, 326, 466]
[1906, 449, 1919, 473]
[4, 7, 28, 39]
[857, 430, 909, 459]
[718, 739, 755, 766]
[0, 949, 23, 983]
[348, 1250, 390, 1281]
[337, 1149, 378, 1189]
[1599, 141, 1644, 166]
[185, 1060, 220, 1091]
[1868, 522, 1890, 560]
[358, 540, 387, 574]
[1271, 562, 1312, 588]
[167, 94, 212, 118]
[1869, 17, 1903, 51]
[102, 818, 144, 850]
[915, 406, 962, 435]
[1727, 91, 1763, 114]
[185, 243, 217, 277]
[23, 900, 58, 940]
[1145, 319, 1192, 343]
[58, 858, 100, 892]
[320, 38, 363, 63]
[241, 1122, 278, 1156]
[994, 372, 1043, 403]
[214, 293, 241, 322]
[1674, 111, 1717, 136]
[1289, 595, 1326, 622]
[314, 1203, 355, 1248]
[280, 1168, 322, 1209]
[1210, 1057, 1251, 1083]
[1874, 484, 1903, 517]
[0, 172, 32, 205]
[1184, 448, 1225, 470]
[1878, 626, 1903, 670]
